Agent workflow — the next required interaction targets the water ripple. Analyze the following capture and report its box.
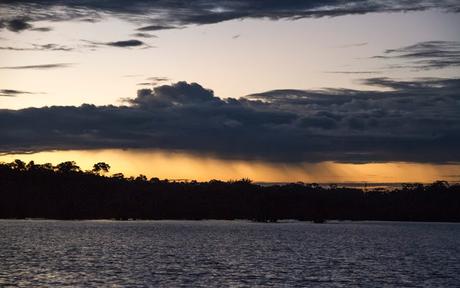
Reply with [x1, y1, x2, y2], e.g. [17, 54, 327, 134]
[1, 220, 459, 287]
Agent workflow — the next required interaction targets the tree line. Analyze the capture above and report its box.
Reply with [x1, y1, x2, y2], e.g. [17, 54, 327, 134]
[0, 159, 459, 222]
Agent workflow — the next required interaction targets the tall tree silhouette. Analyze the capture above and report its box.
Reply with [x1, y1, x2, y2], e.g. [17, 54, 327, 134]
[55, 161, 80, 173]
[92, 162, 111, 175]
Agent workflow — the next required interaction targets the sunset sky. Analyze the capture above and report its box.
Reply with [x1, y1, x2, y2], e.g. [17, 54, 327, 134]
[1, 1, 460, 182]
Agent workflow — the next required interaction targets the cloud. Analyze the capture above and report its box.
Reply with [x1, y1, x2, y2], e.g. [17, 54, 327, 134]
[106, 40, 144, 47]
[131, 32, 157, 38]
[324, 71, 381, 74]
[336, 42, 368, 48]
[0, 43, 73, 51]
[30, 27, 52, 32]
[1, 19, 32, 32]
[373, 41, 460, 69]
[146, 77, 169, 82]
[137, 77, 170, 86]
[0, 63, 74, 69]
[0, 1, 458, 29]
[128, 82, 217, 107]
[0, 78, 459, 164]
[0, 18, 52, 32]
[123, 74, 143, 78]
[0, 89, 33, 97]
[136, 25, 178, 31]
[82, 39, 150, 49]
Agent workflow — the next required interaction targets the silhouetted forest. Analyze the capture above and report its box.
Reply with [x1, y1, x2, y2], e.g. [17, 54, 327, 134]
[1, 160, 459, 222]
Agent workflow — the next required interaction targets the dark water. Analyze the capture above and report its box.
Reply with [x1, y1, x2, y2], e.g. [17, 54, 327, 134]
[1, 220, 459, 287]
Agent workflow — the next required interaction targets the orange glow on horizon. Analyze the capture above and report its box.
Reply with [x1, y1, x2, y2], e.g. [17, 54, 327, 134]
[1, 149, 459, 183]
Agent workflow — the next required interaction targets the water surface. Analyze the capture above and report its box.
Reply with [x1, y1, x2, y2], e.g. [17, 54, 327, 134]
[1, 220, 459, 287]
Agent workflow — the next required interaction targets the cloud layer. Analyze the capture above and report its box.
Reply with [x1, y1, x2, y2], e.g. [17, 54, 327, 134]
[1, 79, 459, 164]
[1, 1, 459, 30]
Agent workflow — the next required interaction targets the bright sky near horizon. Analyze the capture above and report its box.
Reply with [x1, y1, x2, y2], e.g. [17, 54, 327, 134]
[2, 149, 460, 184]
[1, 1, 460, 182]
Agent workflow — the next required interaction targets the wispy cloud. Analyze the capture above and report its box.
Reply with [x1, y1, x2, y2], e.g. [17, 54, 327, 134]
[146, 77, 169, 82]
[336, 42, 368, 48]
[0, 43, 73, 51]
[324, 71, 381, 74]
[123, 74, 144, 78]
[0, 63, 74, 70]
[82, 39, 151, 49]
[136, 25, 178, 31]
[131, 32, 157, 38]
[106, 40, 145, 47]
[0, 89, 34, 97]
[373, 41, 460, 70]
[137, 76, 170, 86]
[30, 27, 53, 32]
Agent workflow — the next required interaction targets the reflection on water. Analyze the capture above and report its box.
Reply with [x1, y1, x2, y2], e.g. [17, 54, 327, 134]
[1, 220, 459, 287]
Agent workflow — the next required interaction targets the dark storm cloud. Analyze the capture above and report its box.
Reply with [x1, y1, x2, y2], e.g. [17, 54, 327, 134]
[1, 79, 459, 164]
[0, 63, 74, 69]
[0, 89, 33, 97]
[0, 1, 458, 29]
[373, 41, 460, 69]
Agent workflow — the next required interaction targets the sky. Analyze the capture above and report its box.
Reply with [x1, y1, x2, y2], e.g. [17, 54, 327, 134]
[1, 0, 460, 183]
